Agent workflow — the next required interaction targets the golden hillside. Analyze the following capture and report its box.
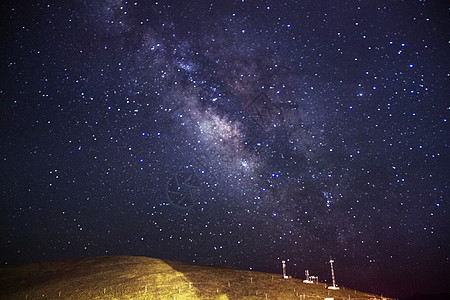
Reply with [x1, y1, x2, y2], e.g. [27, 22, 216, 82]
[0, 256, 391, 299]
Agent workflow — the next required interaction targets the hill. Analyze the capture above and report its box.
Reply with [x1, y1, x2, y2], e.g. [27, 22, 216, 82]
[0, 255, 392, 299]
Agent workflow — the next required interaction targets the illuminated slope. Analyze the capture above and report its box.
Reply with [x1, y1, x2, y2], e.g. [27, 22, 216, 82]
[0, 256, 390, 299]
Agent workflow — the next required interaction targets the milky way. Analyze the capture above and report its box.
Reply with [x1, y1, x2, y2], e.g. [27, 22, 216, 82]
[1, 1, 449, 298]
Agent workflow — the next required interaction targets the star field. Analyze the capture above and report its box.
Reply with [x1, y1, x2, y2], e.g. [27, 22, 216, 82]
[1, 1, 449, 298]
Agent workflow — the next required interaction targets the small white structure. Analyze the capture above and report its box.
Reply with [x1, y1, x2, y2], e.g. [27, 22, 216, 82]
[327, 259, 340, 290]
[303, 270, 313, 283]
[282, 260, 288, 279]
[303, 270, 319, 283]
[303, 270, 319, 284]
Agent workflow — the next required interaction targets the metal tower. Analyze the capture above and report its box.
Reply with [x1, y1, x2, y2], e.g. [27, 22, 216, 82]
[328, 259, 340, 290]
[282, 260, 288, 279]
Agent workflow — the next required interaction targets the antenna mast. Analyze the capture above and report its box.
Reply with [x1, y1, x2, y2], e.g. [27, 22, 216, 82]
[282, 260, 288, 279]
[327, 259, 340, 290]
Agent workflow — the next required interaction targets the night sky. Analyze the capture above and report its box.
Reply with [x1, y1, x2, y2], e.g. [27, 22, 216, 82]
[1, 0, 449, 298]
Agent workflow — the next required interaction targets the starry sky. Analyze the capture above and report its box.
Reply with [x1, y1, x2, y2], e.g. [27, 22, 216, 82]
[1, 0, 449, 298]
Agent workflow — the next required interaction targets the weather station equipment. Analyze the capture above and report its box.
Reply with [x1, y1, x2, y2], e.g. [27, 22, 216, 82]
[282, 260, 288, 279]
[303, 270, 313, 283]
[327, 259, 339, 290]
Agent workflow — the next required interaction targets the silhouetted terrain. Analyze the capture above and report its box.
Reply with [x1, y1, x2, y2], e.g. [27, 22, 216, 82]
[402, 293, 450, 300]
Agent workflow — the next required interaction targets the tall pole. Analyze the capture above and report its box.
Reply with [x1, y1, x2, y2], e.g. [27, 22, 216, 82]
[330, 259, 336, 288]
